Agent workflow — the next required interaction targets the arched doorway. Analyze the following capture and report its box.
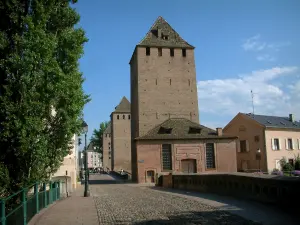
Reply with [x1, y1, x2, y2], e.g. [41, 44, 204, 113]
[146, 170, 155, 183]
[181, 159, 196, 173]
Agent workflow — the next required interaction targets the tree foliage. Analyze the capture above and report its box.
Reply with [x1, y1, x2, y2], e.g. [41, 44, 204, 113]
[0, 0, 89, 196]
[90, 121, 109, 154]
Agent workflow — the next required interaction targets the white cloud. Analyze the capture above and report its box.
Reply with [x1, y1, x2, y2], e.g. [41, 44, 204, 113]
[256, 54, 275, 62]
[197, 66, 300, 122]
[242, 35, 291, 62]
[242, 34, 266, 52]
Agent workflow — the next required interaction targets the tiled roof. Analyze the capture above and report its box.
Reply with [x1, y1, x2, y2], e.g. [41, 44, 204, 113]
[113, 96, 130, 113]
[137, 16, 194, 49]
[103, 122, 111, 134]
[242, 113, 300, 129]
[136, 118, 236, 140]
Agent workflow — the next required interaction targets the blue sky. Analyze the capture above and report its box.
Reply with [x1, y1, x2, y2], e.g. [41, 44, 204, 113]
[74, 0, 300, 141]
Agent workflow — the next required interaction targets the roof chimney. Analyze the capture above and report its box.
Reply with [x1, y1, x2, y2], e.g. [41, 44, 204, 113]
[157, 27, 162, 38]
[216, 128, 223, 136]
[289, 114, 294, 122]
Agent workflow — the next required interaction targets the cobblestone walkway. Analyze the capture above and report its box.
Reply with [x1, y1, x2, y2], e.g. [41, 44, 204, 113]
[90, 175, 261, 225]
[30, 174, 297, 225]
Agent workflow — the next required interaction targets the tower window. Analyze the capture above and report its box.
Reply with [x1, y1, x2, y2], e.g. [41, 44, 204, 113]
[182, 49, 186, 57]
[156, 79, 158, 85]
[117, 115, 119, 120]
[123, 115, 125, 119]
[170, 48, 174, 57]
[158, 48, 162, 56]
[146, 47, 150, 56]
[188, 79, 190, 86]
[128, 115, 131, 119]
[169, 79, 172, 85]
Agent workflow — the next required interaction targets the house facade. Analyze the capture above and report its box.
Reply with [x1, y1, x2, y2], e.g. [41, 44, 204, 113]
[130, 16, 238, 183]
[86, 142, 102, 169]
[103, 122, 112, 170]
[110, 97, 131, 173]
[51, 134, 78, 193]
[223, 113, 300, 173]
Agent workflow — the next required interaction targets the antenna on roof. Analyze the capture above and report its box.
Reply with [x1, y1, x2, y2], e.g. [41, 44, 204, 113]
[251, 90, 255, 116]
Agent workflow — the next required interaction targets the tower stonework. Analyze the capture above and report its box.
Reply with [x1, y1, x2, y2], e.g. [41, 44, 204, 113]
[130, 16, 199, 181]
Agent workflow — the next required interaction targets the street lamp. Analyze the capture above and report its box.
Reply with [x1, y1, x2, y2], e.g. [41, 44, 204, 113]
[256, 148, 261, 172]
[82, 120, 90, 197]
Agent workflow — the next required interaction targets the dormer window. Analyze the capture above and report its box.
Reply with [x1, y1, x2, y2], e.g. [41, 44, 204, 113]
[162, 34, 169, 40]
[189, 126, 201, 134]
[158, 127, 173, 134]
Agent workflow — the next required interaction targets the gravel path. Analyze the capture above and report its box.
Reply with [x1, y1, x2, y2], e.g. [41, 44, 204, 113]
[90, 175, 261, 225]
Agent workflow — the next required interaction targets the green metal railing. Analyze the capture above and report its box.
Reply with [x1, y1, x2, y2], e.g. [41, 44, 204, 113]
[0, 181, 60, 225]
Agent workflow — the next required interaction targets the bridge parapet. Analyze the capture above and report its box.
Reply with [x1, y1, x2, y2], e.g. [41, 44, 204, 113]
[158, 172, 300, 208]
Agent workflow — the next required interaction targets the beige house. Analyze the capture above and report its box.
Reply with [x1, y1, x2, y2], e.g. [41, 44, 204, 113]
[223, 113, 300, 173]
[130, 16, 238, 183]
[102, 122, 111, 170]
[110, 97, 131, 173]
[52, 134, 78, 194]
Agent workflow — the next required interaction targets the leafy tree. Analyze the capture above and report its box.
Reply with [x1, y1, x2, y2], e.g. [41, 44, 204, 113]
[90, 121, 109, 154]
[0, 0, 89, 196]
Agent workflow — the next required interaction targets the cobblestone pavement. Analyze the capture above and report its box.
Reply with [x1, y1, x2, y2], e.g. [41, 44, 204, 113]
[90, 175, 261, 225]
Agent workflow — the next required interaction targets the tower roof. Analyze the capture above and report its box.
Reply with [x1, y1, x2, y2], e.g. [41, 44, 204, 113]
[137, 16, 194, 49]
[113, 96, 131, 113]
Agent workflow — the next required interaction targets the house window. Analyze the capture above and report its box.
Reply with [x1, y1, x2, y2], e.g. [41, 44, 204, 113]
[170, 48, 174, 57]
[205, 143, 216, 169]
[240, 140, 247, 152]
[117, 115, 119, 120]
[162, 144, 172, 170]
[158, 48, 162, 56]
[254, 135, 260, 142]
[273, 138, 280, 150]
[123, 115, 125, 119]
[182, 49, 186, 57]
[146, 47, 150, 56]
[128, 115, 130, 119]
[287, 138, 293, 149]
[108, 147, 110, 150]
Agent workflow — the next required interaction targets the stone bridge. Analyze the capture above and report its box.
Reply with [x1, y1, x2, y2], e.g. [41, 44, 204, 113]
[29, 174, 298, 225]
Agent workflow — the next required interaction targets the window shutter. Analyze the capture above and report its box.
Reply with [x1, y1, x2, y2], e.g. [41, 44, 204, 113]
[285, 139, 288, 150]
[292, 139, 295, 150]
[278, 139, 281, 150]
[298, 139, 300, 150]
[271, 138, 275, 150]
[246, 140, 250, 152]
[237, 140, 241, 152]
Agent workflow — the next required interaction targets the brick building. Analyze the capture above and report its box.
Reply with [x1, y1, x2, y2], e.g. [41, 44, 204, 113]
[130, 16, 238, 183]
[102, 122, 111, 171]
[110, 96, 131, 173]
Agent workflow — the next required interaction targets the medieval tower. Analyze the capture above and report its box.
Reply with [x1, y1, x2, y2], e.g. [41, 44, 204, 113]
[130, 16, 199, 181]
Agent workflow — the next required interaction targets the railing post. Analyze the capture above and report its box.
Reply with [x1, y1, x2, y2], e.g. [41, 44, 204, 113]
[49, 181, 52, 204]
[57, 181, 60, 199]
[0, 200, 6, 225]
[34, 182, 39, 214]
[43, 183, 47, 208]
[22, 188, 27, 225]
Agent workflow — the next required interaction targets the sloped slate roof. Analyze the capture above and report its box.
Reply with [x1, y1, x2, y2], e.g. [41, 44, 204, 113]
[113, 96, 130, 113]
[136, 118, 236, 140]
[103, 122, 111, 134]
[137, 16, 194, 49]
[242, 113, 300, 130]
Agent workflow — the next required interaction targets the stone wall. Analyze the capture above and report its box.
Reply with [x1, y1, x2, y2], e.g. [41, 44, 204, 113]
[159, 173, 300, 207]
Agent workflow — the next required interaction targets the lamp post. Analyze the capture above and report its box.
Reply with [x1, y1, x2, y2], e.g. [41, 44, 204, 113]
[82, 121, 90, 197]
[256, 148, 261, 172]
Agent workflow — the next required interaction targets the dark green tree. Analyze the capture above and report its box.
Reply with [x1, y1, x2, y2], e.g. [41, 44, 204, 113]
[0, 0, 89, 195]
[90, 121, 109, 154]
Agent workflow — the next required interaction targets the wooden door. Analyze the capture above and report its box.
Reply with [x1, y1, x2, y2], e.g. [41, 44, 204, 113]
[181, 159, 196, 173]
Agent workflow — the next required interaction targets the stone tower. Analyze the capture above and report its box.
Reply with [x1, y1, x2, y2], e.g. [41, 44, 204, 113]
[130, 16, 199, 181]
[110, 96, 131, 172]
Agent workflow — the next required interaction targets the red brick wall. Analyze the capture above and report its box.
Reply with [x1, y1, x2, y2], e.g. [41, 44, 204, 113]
[136, 139, 237, 183]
